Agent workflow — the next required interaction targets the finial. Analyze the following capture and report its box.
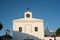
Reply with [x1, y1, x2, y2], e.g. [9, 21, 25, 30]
[27, 8, 29, 11]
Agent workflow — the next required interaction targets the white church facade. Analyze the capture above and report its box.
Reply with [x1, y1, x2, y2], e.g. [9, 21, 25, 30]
[12, 11, 60, 40]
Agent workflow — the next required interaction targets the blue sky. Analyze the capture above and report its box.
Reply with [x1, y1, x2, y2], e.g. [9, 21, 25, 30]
[0, 0, 60, 36]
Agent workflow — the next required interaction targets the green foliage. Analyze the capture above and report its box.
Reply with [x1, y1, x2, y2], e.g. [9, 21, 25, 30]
[0, 23, 3, 30]
[56, 28, 60, 36]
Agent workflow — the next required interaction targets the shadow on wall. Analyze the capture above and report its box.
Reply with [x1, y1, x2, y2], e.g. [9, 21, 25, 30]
[13, 31, 42, 40]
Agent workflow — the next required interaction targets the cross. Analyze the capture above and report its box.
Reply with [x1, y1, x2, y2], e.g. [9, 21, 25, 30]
[27, 8, 29, 11]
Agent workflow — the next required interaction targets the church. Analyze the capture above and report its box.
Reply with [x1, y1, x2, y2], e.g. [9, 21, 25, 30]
[12, 10, 60, 40]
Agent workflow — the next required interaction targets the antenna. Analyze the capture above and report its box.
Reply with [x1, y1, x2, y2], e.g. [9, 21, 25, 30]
[46, 27, 49, 30]
[47, 27, 48, 29]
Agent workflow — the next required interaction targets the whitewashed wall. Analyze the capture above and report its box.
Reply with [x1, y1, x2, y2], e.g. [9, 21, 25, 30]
[44, 37, 60, 40]
[13, 20, 44, 40]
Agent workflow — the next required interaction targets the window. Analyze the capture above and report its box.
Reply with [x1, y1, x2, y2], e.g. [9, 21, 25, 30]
[35, 27, 38, 32]
[26, 14, 30, 18]
[19, 27, 22, 32]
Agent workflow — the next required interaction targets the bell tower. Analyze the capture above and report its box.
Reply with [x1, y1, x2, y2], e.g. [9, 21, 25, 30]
[24, 8, 32, 19]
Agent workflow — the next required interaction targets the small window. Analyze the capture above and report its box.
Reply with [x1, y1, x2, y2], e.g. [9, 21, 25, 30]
[19, 27, 22, 32]
[35, 27, 38, 32]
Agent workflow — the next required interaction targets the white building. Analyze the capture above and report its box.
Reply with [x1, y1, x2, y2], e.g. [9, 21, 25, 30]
[12, 11, 44, 40]
[12, 10, 60, 40]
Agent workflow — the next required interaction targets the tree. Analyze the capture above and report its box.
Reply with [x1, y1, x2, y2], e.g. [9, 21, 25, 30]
[0, 23, 3, 30]
[56, 28, 60, 36]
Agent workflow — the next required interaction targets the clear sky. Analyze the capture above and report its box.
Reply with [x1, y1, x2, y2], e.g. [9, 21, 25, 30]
[0, 0, 60, 36]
